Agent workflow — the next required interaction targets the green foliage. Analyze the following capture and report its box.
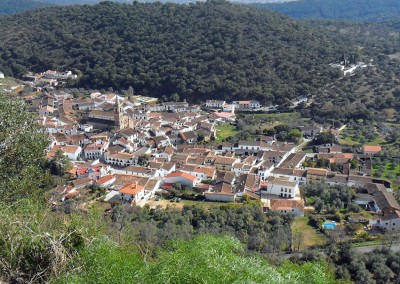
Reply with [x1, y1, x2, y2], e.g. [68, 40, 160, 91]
[0, 1, 350, 103]
[45, 149, 72, 177]
[0, 95, 50, 203]
[274, 124, 303, 142]
[328, 244, 400, 283]
[314, 133, 337, 145]
[350, 158, 359, 169]
[57, 235, 336, 284]
[303, 183, 355, 212]
[0, 200, 111, 283]
[137, 155, 149, 166]
[111, 204, 293, 253]
[215, 123, 238, 142]
[57, 238, 143, 284]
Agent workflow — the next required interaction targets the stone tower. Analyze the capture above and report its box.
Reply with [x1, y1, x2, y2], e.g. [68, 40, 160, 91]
[114, 95, 124, 129]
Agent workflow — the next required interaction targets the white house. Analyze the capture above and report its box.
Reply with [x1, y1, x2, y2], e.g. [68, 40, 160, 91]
[119, 183, 145, 204]
[233, 100, 261, 110]
[269, 199, 305, 216]
[0, 72, 4, 79]
[151, 162, 176, 177]
[378, 210, 400, 232]
[117, 165, 154, 178]
[257, 161, 275, 180]
[179, 164, 216, 180]
[223, 104, 235, 113]
[262, 176, 299, 198]
[105, 153, 135, 167]
[84, 142, 109, 160]
[81, 124, 94, 132]
[95, 175, 116, 188]
[61, 145, 82, 161]
[205, 182, 236, 202]
[164, 171, 199, 188]
[362, 145, 382, 156]
[205, 100, 226, 108]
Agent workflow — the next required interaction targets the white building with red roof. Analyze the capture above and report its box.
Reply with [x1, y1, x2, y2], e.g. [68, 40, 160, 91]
[119, 183, 146, 204]
[164, 171, 200, 188]
[61, 145, 82, 161]
[233, 100, 261, 110]
[95, 175, 116, 188]
[362, 145, 382, 155]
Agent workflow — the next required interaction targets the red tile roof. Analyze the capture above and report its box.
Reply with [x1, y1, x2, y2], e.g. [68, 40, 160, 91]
[307, 168, 328, 176]
[97, 175, 114, 185]
[270, 199, 304, 211]
[166, 171, 197, 182]
[363, 145, 382, 153]
[119, 183, 144, 195]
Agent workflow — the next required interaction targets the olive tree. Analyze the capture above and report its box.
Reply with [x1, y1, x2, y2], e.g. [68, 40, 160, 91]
[0, 95, 49, 203]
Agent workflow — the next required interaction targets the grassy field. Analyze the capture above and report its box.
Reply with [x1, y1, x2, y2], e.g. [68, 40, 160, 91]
[366, 137, 386, 146]
[249, 112, 302, 124]
[339, 136, 361, 146]
[339, 126, 386, 147]
[215, 123, 238, 142]
[251, 112, 300, 118]
[147, 199, 237, 210]
[291, 217, 326, 250]
[372, 160, 400, 189]
[0, 77, 20, 94]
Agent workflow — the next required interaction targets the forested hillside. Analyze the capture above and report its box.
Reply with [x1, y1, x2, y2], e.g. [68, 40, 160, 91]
[0, 1, 354, 103]
[255, 0, 400, 22]
[0, 0, 50, 16]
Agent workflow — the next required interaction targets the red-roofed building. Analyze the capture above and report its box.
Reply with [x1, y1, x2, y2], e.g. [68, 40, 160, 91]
[164, 171, 199, 188]
[233, 100, 261, 110]
[61, 145, 82, 161]
[362, 145, 382, 155]
[119, 183, 145, 203]
[307, 168, 328, 184]
[269, 199, 305, 216]
[95, 175, 116, 188]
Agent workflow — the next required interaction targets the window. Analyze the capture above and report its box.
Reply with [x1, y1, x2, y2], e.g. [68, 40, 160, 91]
[289, 189, 291, 193]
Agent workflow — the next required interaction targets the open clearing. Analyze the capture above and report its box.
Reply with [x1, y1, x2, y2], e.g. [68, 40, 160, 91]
[292, 217, 326, 250]
[147, 199, 237, 210]
[215, 123, 238, 142]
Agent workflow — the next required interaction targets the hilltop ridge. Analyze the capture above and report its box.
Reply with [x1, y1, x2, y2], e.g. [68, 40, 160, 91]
[0, 1, 353, 103]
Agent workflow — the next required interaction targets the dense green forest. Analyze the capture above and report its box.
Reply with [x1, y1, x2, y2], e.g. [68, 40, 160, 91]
[0, 0, 356, 103]
[254, 0, 400, 22]
[0, 0, 51, 16]
[2, 1, 399, 106]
